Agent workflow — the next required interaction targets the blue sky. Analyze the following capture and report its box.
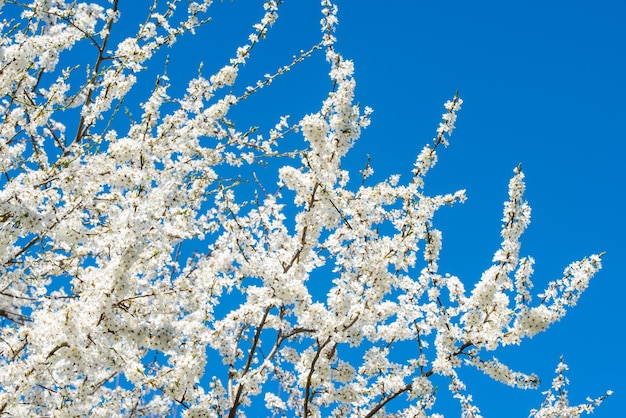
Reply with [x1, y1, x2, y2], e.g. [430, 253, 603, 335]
[209, 1, 624, 415]
[125, 0, 623, 415]
[3, 0, 623, 415]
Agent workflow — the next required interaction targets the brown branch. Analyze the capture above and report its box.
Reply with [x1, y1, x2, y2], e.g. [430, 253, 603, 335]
[71, 0, 119, 147]
[227, 306, 271, 418]
[283, 182, 319, 273]
[364, 383, 412, 418]
[46, 342, 69, 359]
[303, 337, 331, 418]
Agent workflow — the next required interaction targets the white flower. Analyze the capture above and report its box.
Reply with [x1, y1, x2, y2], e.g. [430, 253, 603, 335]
[210, 65, 238, 87]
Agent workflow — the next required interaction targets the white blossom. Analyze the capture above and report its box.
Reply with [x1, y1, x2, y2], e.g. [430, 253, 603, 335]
[0, 1, 610, 417]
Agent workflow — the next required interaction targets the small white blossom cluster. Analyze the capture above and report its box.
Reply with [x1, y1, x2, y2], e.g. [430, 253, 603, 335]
[529, 357, 614, 418]
[411, 93, 462, 188]
[0, 1, 610, 417]
[436, 95, 463, 147]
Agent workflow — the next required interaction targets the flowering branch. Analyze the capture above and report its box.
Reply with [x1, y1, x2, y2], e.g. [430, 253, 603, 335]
[0, 1, 611, 416]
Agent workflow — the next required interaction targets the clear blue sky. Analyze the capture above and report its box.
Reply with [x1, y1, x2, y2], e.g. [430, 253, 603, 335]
[123, 0, 624, 415]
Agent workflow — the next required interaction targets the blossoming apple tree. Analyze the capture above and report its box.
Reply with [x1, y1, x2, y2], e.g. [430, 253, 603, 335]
[0, 0, 612, 416]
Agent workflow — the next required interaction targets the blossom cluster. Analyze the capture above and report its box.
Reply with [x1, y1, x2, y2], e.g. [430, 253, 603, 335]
[0, 1, 610, 417]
